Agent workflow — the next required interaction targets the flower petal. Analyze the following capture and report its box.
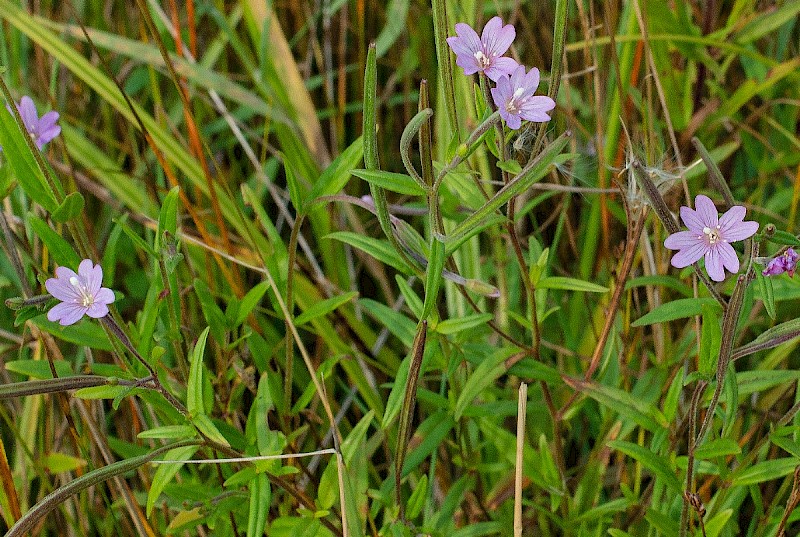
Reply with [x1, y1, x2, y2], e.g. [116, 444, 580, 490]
[484, 56, 518, 81]
[86, 302, 110, 318]
[17, 96, 38, 131]
[37, 111, 59, 132]
[453, 23, 481, 54]
[45, 277, 80, 302]
[47, 302, 87, 326]
[704, 247, 725, 281]
[490, 82, 510, 111]
[36, 125, 61, 148]
[94, 288, 115, 305]
[446, 35, 474, 57]
[509, 64, 526, 88]
[481, 17, 515, 57]
[519, 96, 556, 122]
[454, 54, 481, 75]
[504, 110, 521, 130]
[679, 206, 705, 233]
[522, 67, 541, 97]
[717, 242, 740, 274]
[723, 220, 758, 242]
[718, 205, 744, 225]
[670, 241, 708, 268]
[46, 268, 82, 302]
[79, 260, 103, 294]
[664, 230, 700, 250]
[763, 257, 787, 276]
[694, 195, 719, 228]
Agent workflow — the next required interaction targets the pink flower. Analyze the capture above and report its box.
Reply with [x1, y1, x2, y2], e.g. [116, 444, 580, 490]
[490, 65, 556, 130]
[7, 96, 61, 149]
[45, 260, 115, 326]
[664, 195, 759, 282]
[446, 17, 519, 82]
[762, 248, 799, 277]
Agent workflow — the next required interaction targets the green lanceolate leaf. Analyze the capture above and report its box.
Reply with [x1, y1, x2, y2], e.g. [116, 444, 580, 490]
[294, 291, 359, 326]
[537, 276, 609, 293]
[28, 215, 81, 268]
[444, 132, 571, 252]
[608, 440, 681, 493]
[352, 169, 427, 196]
[303, 136, 363, 212]
[325, 231, 413, 274]
[50, 192, 84, 223]
[562, 377, 669, 433]
[187, 327, 210, 416]
[156, 186, 180, 251]
[146, 444, 201, 517]
[632, 297, 722, 327]
[421, 238, 445, 321]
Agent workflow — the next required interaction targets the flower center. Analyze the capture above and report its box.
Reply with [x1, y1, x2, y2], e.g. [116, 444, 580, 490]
[506, 88, 525, 114]
[702, 226, 722, 245]
[69, 276, 94, 307]
[473, 50, 491, 69]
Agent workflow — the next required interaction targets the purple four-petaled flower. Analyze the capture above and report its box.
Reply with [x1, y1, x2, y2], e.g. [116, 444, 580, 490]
[491, 65, 556, 130]
[7, 96, 61, 149]
[45, 259, 115, 326]
[664, 195, 759, 282]
[446, 16, 519, 82]
[762, 247, 798, 278]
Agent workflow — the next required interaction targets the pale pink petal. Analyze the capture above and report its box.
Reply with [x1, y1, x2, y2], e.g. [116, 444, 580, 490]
[447, 34, 477, 58]
[94, 288, 115, 305]
[46, 273, 81, 302]
[484, 57, 518, 81]
[85, 302, 110, 318]
[481, 17, 515, 57]
[694, 195, 719, 228]
[670, 241, 708, 268]
[717, 242, 739, 274]
[54, 265, 79, 282]
[36, 125, 61, 148]
[47, 302, 87, 326]
[454, 53, 481, 75]
[664, 230, 701, 250]
[79, 260, 102, 294]
[718, 205, 744, 229]
[509, 64, 526, 88]
[490, 80, 511, 111]
[679, 206, 705, 233]
[17, 96, 38, 130]
[522, 67, 541, 97]
[37, 110, 59, 131]
[453, 23, 482, 54]
[704, 248, 725, 281]
[504, 110, 522, 130]
[723, 220, 758, 242]
[519, 96, 555, 122]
